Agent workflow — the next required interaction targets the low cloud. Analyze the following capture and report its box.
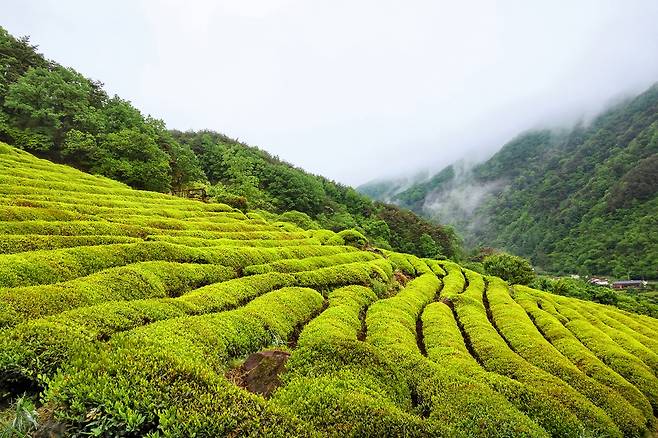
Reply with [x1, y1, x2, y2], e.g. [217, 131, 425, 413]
[4, 0, 658, 185]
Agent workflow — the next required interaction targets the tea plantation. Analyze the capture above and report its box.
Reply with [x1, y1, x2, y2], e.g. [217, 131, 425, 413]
[0, 142, 657, 437]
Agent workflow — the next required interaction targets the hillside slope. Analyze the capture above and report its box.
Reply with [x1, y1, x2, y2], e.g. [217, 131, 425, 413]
[1, 144, 657, 437]
[360, 85, 658, 278]
[0, 26, 459, 260]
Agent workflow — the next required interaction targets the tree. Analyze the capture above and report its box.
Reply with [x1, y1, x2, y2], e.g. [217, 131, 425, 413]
[3, 66, 105, 150]
[418, 233, 441, 258]
[92, 128, 171, 192]
[168, 141, 206, 190]
[483, 252, 535, 285]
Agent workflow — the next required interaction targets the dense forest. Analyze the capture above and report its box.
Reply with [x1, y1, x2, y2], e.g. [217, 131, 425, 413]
[361, 86, 658, 278]
[0, 26, 459, 260]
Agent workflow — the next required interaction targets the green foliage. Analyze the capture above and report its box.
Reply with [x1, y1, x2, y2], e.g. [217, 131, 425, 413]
[0, 273, 297, 389]
[483, 252, 535, 285]
[514, 286, 655, 419]
[450, 275, 617, 436]
[292, 259, 393, 292]
[44, 287, 323, 436]
[418, 233, 441, 258]
[421, 301, 551, 437]
[244, 252, 379, 275]
[0, 261, 236, 326]
[487, 281, 646, 436]
[273, 285, 441, 436]
[370, 85, 658, 279]
[0, 23, 461, 258]
[331, 229, 367, 248]
[0, 26, 657, 436]
[0, 396, 38, 438]
[530, 291, 658, 413]
[277, 211, 320, 230]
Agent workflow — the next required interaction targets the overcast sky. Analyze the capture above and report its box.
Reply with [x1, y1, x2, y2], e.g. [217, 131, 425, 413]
[4, 1, 658, 185]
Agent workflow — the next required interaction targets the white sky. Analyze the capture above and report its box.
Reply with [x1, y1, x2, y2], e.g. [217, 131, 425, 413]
[4, 0, 658, 185]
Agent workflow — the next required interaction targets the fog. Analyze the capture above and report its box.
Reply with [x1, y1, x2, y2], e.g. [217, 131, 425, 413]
[4, 0, 658, 185]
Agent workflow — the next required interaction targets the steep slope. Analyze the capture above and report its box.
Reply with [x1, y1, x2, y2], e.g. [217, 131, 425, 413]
[360, 85, 658, 278]
[1, 144, 657, 437]
[0, 25, 459, 260]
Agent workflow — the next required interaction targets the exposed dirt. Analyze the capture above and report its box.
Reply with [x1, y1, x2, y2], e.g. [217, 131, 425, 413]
[394, 270, 411, 287]
[226, 350, 291, 398]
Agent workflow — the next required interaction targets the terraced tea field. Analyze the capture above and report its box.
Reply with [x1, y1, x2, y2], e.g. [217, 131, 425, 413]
[0, 142, 657, 437]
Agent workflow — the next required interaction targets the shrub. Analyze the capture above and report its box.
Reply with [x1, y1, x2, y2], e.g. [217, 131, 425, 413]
[292, 259, 393, 291]
[449, 275, 614, 437]
[44, 287, 324, 437]
[483, 252, 535, 285]
[421, 302, 551, 437]
[514, 286, 654, 419]
[244, 252, 379, 275]
[309, 229, 342, 245]
[0, 234, 140, 254]
[487, 280, 645, 436]
[366, 273, 548, 436]
[0, 241, 353, 288]
[0, 261, 236, 326]
[439, 263, 467, 299]
[0, 273, 296, 388]
[329, 229, 367, 248]
[527, 290, 658, 412]
[278, 211, 320, 230]
[272, 284, 441, 436]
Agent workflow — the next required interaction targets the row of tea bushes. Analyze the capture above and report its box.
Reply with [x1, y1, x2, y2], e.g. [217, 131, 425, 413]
[0, 273, 297, 389]
[0, 241, 354, 287]
[0, 261, 236, 325]
[513, 286, 654, 419]
[450, 274, 618, 437]
[43, 287, 324, 436]
[272, 284, 441, 436]
[486, 280, 647, 436]
[244, 251, 380, 275]
[526, 290, 658, 413]
[0, 234, 140, 254]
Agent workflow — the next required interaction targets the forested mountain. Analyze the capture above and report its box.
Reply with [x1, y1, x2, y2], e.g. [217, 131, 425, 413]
[0, 26, 459, 259]
[360, 86, 658, 278]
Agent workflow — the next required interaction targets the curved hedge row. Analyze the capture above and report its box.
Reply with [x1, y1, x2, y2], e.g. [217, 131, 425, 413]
[44, 287, 324, 437]
[292, 259, 394, 292]
[0, 241, 354, 288]
[0, 220, 148, 237]
[272, 284, 441, 436]
[382, 251, 432, 276]
[514, 286, 654, 419]
[422, 301, 550, 437]
[487, 281, 646, 436]
[560, 301, 658, 375]
[145, 235, 319, 248]
[531, 291, 658, 412]
[0, 261, 236, 326]
[244, 251, 379, 275]
[452, 275, 616, 437]
[0, 273, 296, 389]
[0, 234, 140, 254]
[439, 263, 467, 299]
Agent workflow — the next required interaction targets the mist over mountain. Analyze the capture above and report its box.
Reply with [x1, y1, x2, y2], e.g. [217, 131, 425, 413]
[359, 85, 658, 278]
[5, 1, 658, 185]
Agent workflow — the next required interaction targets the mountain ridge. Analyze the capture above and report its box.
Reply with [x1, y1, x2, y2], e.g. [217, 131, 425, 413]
[359, 84, 658, 278]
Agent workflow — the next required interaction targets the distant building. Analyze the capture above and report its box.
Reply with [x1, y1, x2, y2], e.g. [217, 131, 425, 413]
[612, 280, 647, 289]
[589, 277, 610, 286]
